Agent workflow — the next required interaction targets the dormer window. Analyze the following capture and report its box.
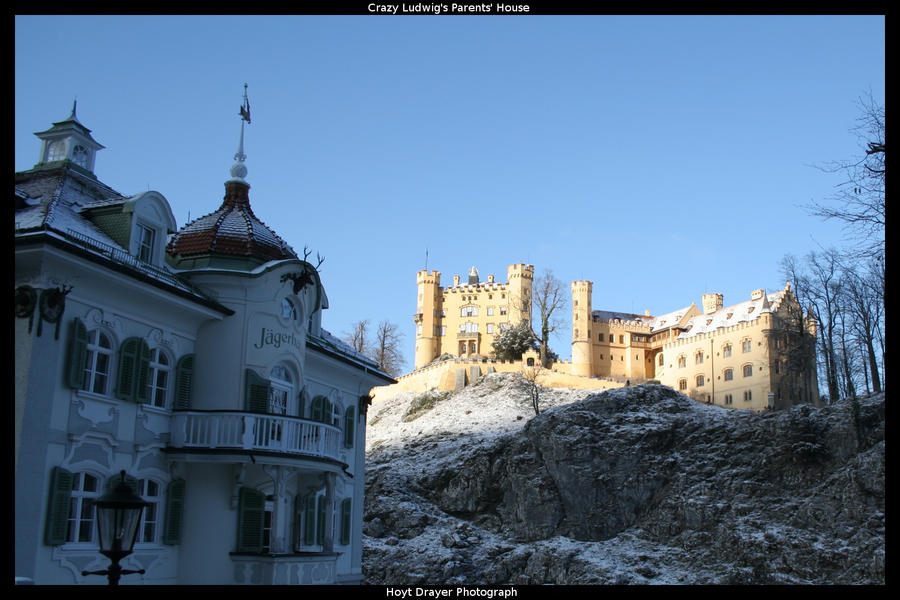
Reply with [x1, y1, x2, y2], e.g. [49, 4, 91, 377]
[137, 224, 156, 263]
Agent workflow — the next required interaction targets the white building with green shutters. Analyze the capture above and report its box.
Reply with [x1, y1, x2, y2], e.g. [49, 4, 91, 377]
[14, 102, 394, 585]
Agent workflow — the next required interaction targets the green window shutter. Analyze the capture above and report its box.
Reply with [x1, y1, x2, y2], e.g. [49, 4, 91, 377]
[162, 479, 186, 545]
[340, 498, 352, 545]
[173, 355, 195, 410]
[116, 338, 150, 402]
[244, 369, 270, 413]
[135, 339, 151, 403]
[303, 495, 316, 546]
[236, 487, 265, 553]
[343, 406, 355, 448]
[316, 494, 326, 546]
[66, 318, 88, 389]
[44, 467, 74, 546]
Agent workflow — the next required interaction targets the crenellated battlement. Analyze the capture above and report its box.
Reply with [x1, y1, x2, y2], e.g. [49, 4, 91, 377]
[417, 270, 441, 286]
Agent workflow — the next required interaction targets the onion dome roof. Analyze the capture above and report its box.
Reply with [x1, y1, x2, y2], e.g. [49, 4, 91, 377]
[166, 179, 296, 264]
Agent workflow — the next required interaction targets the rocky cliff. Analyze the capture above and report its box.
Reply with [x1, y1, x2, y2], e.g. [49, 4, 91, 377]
[363, 373, 884, 584]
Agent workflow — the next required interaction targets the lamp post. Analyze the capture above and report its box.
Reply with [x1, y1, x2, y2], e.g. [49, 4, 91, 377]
[81, 470, 149, 585]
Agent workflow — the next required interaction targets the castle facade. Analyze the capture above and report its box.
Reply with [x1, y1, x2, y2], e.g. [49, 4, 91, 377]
[571, 281, 820, 412]
[413, 264, 533, 369]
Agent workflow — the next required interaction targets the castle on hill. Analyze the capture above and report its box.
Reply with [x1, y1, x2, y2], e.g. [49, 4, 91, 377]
[411, 264, 819, 413]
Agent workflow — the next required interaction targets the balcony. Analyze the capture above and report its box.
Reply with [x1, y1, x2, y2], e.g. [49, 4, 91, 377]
[169, 411, 342, 461]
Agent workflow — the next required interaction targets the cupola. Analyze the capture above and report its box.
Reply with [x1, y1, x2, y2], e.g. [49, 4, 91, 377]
[33, 101, 104, 176]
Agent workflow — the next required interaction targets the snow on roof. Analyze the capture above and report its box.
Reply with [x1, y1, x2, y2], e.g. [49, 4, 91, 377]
[646, 305, 695, 332]
[677, 291, 784, 339]
[591, 305, 695, 333]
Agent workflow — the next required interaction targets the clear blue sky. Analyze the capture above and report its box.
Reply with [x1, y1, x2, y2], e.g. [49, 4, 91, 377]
[15, 14, 885, 374]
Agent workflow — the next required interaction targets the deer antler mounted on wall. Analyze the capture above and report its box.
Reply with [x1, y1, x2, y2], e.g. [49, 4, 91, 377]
[280, 245, 325, 295]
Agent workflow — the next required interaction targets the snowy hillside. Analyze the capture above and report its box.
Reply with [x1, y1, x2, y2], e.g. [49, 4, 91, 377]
[363, 372, 885, 585]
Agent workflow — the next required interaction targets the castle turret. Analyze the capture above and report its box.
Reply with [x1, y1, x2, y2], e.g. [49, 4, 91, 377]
[571, 280, 594, 377]
[506, 263, 534, 326]
[414, 270, 441, 369]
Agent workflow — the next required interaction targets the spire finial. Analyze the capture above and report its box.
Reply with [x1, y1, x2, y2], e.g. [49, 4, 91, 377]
[230, 83, 251, 181]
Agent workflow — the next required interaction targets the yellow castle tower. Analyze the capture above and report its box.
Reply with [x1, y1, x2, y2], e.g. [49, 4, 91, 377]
[413, 264, 534, 369]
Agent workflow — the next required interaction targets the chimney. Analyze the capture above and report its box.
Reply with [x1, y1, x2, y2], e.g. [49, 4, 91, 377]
[701, 292, 723, 315]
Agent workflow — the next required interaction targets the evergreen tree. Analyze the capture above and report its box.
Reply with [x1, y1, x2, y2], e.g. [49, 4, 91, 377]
[491, 321, 537, 360]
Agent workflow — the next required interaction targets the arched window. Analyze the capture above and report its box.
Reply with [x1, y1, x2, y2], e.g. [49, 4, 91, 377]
[724, 368, 734, 381]
[281, 298, 297, 321]
[743, 364, 753, 377]
[678, 379, 687, 391]
[677, 355, 686, 369]
[82, 329, 113, 395]
[147, 348, 171, 408]
[696, 374, 705, 387]
[694, 350, 704, 365]
[742, 338, 752, 353]
[722, 343, 732, 358]
[269, 364, 294, 415]
[68, 471, 101, 543]
[137, 478, 162, 543]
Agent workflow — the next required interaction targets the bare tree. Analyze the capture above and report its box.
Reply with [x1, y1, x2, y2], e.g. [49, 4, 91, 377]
[342, 320, 369, 355]
[782, 250, 844, 404]
[807, 92, 885, 261]
[532, 269, 567, 368]
[840, 259, 883, 393]
[521, 365, 544, 416]
[371, 320, 405, 377]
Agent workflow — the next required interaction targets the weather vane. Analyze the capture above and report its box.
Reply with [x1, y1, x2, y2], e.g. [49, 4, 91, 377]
[231, 83, 251, 180]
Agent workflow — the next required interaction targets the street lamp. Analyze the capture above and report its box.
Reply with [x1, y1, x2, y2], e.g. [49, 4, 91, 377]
[81, 470, 149, 585]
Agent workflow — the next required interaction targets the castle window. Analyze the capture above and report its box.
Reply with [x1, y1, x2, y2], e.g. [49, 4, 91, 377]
[696, 375, 705, 387]
[695, 350, 703, 365]
[461, 306, 478, 317]
[678, 379, 687, 391]
[742, 338, 752, 353]
[487, 307, 494, 316]
[619, 335, 625, 343]
[724, 368, 733, 381]
[487, 324, 494, 334]
[723, 343, 732, 358]
[724, 394, 733, 405]
[598, 333, 604, 342]
[744, 390, 752, 402]
[500, 307, 507, 315]
[658, 354, 664, 366]
[743, 364, 753, 377]
[678, 355, 686, 368]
